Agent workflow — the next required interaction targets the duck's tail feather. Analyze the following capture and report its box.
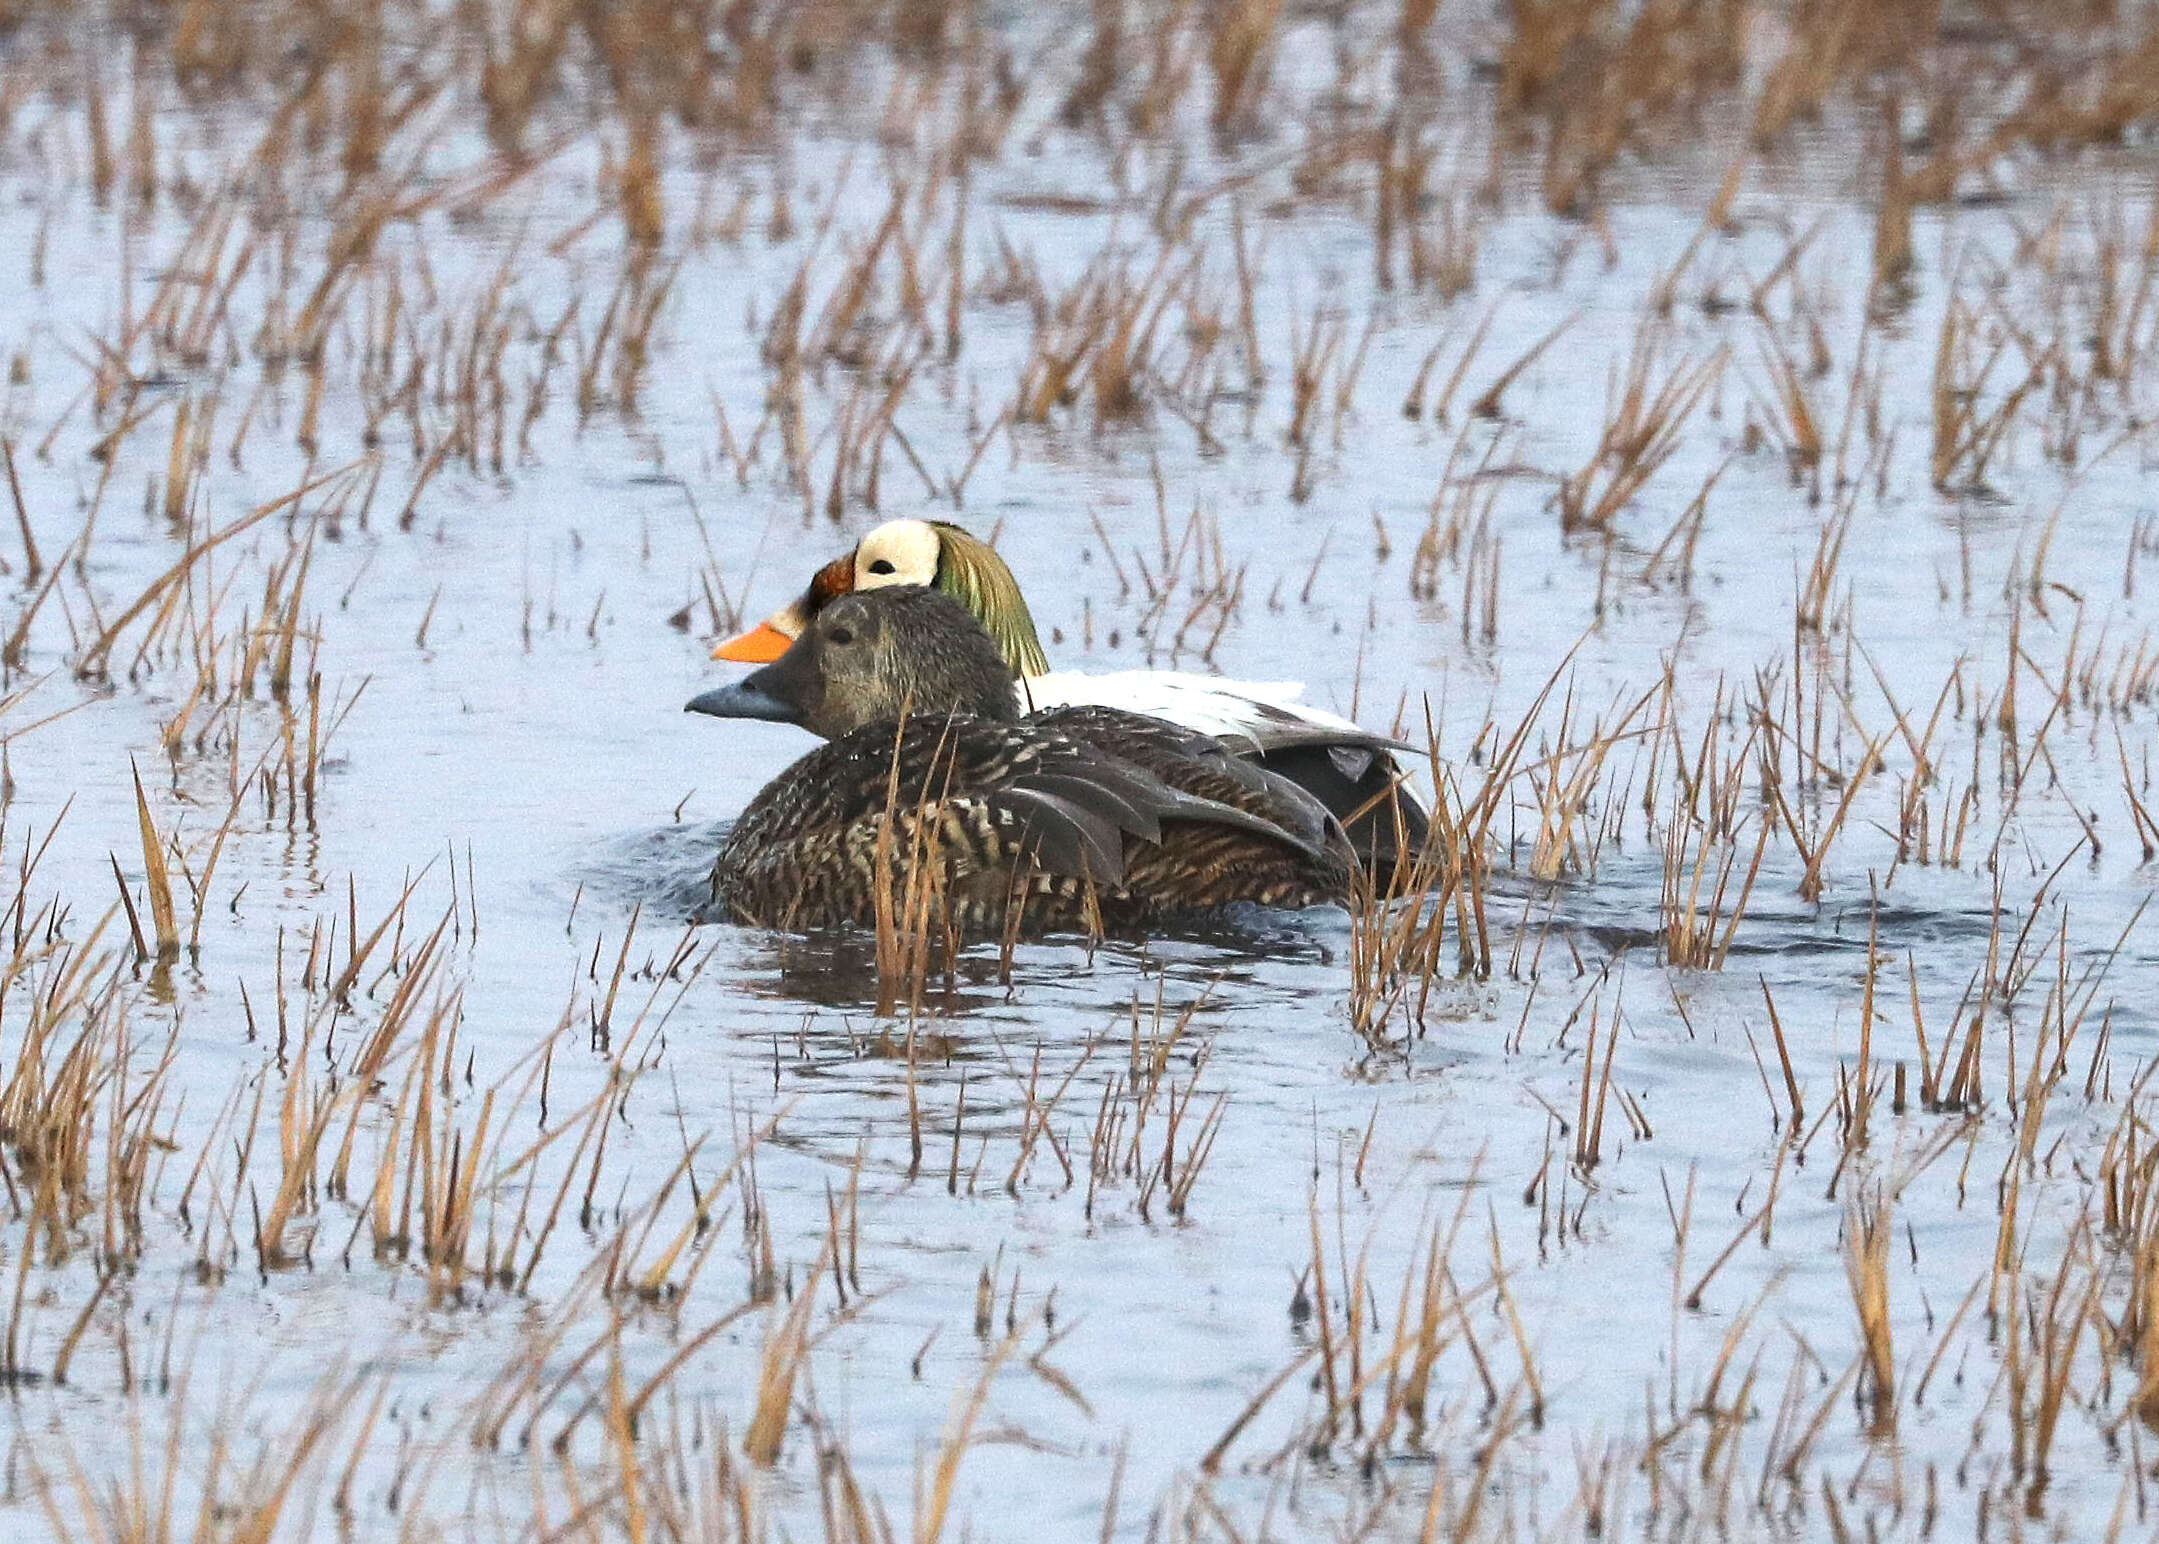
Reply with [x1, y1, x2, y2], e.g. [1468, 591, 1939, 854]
[1250, 743, 1431, 878]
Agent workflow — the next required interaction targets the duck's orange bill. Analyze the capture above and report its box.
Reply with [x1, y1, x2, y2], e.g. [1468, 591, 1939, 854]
[711, 621, 794, 663]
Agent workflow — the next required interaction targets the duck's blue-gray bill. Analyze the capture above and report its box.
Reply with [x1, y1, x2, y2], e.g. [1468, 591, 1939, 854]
[685, 681, 797, 723]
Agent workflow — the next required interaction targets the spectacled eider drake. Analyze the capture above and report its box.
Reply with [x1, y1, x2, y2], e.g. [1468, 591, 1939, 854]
[686, 586, 1353, 935]
[710, 518, 1431, 884]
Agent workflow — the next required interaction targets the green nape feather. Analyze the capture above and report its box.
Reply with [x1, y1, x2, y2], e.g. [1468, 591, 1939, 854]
[928, 521, 1051, 678]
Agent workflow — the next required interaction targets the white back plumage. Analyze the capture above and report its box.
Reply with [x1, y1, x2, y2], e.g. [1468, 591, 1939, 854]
[1018, 669, 1398, 754]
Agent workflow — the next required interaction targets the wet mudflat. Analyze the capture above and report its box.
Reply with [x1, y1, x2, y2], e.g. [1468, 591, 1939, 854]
[1, 1, 2158, 1538]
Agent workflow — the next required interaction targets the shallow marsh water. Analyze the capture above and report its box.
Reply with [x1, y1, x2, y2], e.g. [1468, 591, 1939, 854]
[0, 3, 2156, 1539]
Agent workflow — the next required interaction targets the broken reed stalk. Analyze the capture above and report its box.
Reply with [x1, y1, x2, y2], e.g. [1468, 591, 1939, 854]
[2, 438, 39, 579]
[744, 1232, 831, 1466]
[1844, 1189, 1894, 1437]
[129, 761, 179, 960]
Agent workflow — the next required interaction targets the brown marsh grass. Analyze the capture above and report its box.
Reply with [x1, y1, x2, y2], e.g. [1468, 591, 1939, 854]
[0, 0, 2157, 1537]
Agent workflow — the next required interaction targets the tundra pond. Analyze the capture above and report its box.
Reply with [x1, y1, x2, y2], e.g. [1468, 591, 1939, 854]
[0, 2, 2157, 1540]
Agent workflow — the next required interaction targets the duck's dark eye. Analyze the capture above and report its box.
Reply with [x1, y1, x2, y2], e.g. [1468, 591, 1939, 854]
[867, 559, 896, 576]
[828, 626, 856, 646]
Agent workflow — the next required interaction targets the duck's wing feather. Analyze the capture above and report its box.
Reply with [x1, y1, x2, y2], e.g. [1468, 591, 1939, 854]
[993, 785, 1129, 885]
[993, 754, 1333, 879]
[1028, 705, 1349, 859]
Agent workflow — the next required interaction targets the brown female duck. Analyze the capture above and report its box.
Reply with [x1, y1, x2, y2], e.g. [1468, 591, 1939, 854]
[686, 586, 1352, 934]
